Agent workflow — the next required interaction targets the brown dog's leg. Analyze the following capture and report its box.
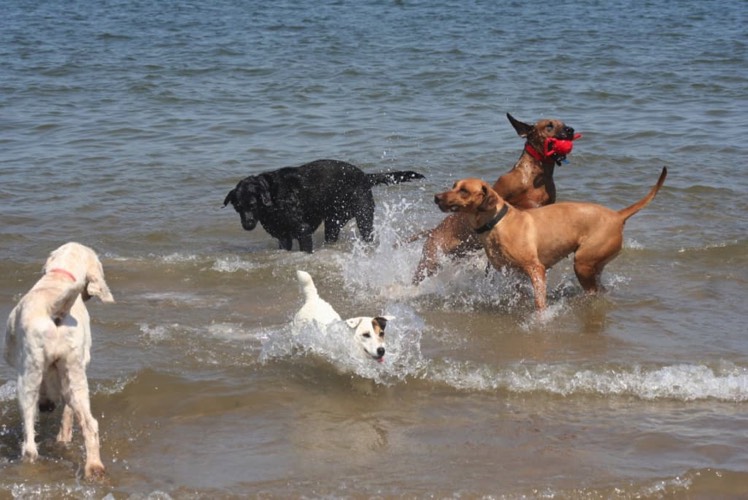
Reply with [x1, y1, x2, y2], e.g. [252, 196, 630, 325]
[573, 262, 602, 293]
[573, 234, 623, 294]
[413, 214, 479, 284]
[525, 263, 548, 310]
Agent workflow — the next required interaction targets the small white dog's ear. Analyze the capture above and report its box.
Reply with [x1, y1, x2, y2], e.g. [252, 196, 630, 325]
[345, 317, 363, 329]
[374, 316, 395, 330]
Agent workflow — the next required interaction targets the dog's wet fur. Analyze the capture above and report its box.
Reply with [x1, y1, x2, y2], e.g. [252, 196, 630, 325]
[224, 159, 424, 252]
[292, 270, 391, 363]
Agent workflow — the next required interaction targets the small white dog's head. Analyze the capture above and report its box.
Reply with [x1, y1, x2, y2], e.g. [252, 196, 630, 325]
[344, 315, 394, 363]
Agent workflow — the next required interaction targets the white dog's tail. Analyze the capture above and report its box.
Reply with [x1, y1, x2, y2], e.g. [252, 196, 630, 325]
[296, 270, 319, 301]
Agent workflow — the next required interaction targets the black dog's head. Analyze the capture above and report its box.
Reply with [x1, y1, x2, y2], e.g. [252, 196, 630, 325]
[223, 175, 272, 231]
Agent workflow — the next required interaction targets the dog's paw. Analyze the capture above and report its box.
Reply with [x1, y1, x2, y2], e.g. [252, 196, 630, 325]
[21, 445, 39, 463]
[84, 462, 106, 481]
[38, 399, 56, 413]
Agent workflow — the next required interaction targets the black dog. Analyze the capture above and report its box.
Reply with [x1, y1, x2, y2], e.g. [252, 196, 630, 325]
[223, 159, 424, 252]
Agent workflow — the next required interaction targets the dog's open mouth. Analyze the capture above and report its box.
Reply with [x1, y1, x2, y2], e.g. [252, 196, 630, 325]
[369, 352, 385, 363]
[436, 201, 459, 213]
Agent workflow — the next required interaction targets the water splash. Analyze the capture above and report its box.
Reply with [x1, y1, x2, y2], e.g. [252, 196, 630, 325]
[0, 381, 16, 403]
[211, 256, 257, 273]
[259, 303, 427, 384]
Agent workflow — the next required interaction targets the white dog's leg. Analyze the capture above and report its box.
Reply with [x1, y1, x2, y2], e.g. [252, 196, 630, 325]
[56, 404, 74, 443]
[17, 370, 42, 462]
[60, 361, 105, 479]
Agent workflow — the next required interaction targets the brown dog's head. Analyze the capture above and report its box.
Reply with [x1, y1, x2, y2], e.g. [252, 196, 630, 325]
[508, 113, 575, 144]
[507, 113, 577, 163]
[434, 178, 500, 215]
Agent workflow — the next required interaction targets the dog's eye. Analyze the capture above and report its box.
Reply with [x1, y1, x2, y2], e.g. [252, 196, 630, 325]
[363, 333, 371, 338]
[379, 332, 385, 338]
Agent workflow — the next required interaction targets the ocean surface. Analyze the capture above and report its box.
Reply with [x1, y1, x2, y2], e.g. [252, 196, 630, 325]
[1, 0, 747, 497]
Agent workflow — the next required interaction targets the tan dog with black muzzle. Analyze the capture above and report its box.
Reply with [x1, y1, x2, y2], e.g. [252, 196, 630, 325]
[434, 167, 667, 311]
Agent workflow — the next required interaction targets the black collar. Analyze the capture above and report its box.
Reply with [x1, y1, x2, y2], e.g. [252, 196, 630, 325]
[475, 204, 509, 234]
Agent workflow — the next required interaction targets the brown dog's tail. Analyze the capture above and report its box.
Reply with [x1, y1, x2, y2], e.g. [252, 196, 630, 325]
[366, 171, 425, 187]
[618, 167, 668, 222]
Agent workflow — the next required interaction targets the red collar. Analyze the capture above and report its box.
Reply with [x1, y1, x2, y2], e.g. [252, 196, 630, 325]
[524, 143, 548, 163]
[48, 268, 77, 282]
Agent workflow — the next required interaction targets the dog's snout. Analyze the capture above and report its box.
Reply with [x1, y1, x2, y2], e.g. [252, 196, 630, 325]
[561, 126, 575, 140]
[377, 347, 385, 357]
[434, 194, 441, 205]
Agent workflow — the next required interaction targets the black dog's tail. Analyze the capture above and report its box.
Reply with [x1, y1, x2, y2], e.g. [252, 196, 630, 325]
[366, 171, 425, 187]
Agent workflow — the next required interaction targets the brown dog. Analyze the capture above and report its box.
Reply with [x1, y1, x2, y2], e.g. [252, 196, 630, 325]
[412, 113, 580, 284]
[434, 167, 667, 311]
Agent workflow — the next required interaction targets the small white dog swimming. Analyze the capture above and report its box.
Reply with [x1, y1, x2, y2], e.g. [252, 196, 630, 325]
[293, 270, 391, 363]
[4, 242, 114, 480]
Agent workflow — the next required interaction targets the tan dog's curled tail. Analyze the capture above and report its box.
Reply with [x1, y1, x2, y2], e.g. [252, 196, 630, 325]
[618, 167, 668, 221]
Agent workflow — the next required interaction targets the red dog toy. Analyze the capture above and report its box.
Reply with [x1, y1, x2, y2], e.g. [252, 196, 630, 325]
[544, 133, 583, 159]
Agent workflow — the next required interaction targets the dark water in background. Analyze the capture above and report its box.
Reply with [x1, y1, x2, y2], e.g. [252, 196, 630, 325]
[1, 0, 747, 497]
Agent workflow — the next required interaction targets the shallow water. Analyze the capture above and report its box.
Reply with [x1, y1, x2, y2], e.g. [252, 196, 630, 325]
[1, 0, 747, 497]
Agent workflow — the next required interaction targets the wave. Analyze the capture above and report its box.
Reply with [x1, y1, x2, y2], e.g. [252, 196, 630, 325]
[7, 356, 745, 403]
[677, 238, 745, 255]
[518, 467, 748, 499]
[426, 360, 748, 402]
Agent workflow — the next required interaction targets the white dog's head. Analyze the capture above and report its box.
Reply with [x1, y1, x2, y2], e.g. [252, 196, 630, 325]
[344, 315, 394, 363]
[44, 242, 114, 303]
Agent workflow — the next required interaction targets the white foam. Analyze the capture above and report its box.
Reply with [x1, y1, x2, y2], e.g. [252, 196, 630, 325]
[624, 237, 645, 250]
[157, 252, 200, 264]
[427, 360, 748, 402]
[138, 322, 178, 342]
[0, 380, 16, 402]
[211, 256, 256, 273]
[206, 322, 258, 341]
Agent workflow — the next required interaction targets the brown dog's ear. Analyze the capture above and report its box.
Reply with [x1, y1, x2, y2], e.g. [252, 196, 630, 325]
[507, 113, 533, 138]
[478, 183, 498, 212]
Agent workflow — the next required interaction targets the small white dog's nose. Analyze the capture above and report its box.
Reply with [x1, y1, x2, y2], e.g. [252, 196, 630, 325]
[377, 347, 385, 357]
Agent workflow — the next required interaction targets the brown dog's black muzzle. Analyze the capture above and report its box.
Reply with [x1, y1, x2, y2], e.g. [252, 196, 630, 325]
[558, 125, 575, 140]
[434, 193, 451, 212]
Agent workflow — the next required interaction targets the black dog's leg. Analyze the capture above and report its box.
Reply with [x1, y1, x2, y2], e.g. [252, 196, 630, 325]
[324, 218, 343, 242]
[278, 238, 293, 251]
[355, 194, 376, 242]
[298, 235, 314, 253]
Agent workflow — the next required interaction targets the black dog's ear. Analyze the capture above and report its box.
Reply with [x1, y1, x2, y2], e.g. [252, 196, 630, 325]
[257, 177, 273, 207]
[223, 189, 236, 207]
[507, 113, 533, 138]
